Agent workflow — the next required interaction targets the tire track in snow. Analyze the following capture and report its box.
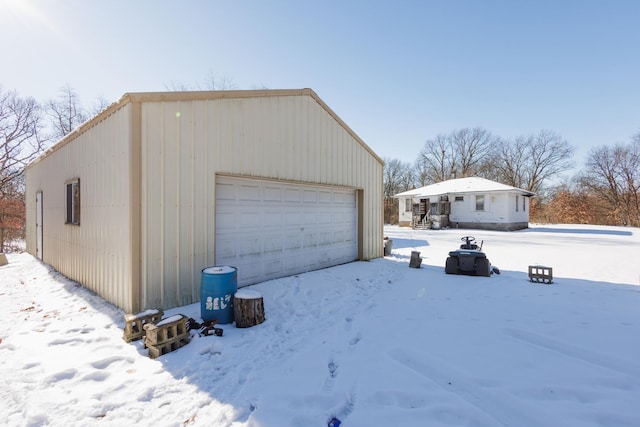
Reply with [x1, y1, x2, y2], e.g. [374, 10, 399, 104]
[388, 347, 562, 427]
[503, 328, 640, 378]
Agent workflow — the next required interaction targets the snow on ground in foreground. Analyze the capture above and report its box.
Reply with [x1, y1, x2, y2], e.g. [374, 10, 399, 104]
[1, 224, 639, 427]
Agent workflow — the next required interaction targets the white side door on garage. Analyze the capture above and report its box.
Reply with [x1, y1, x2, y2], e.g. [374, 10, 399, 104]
[215, 176, 358, 287]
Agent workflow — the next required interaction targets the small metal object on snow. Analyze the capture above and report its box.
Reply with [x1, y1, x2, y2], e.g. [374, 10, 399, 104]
[198, 319, 224, 337]
[409, 251, 422, 268]
[383, 237, 393, 256]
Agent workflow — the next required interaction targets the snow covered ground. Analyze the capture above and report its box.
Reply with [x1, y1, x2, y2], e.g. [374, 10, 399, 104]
[1, 224, 639, 427]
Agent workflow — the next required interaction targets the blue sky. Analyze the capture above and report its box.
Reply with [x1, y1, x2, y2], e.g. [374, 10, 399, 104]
[2, 0, 639, 172]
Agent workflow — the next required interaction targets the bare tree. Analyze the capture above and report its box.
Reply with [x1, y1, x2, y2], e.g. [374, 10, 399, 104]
[164, 80, 193, 92]
[495, 130, 574, 194]
[383, 158, 415, 224]
[579, 137, 640, 226]
[0, 86, 47, 251]
[450, 127, 499, 177]
[46, 84, 88, 140]
[165, 71, 238, 92]
[415, 133, 451, 184]
[0, 86, 47, 195]
[201, 70, 237, 90]
[494, 136, 529, 189]
[416, 127, 497, 184]
[383, 158, 408, 200]
[90, 96, 111, 116]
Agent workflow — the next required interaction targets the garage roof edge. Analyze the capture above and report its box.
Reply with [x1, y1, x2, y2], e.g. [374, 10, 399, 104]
[28, 88, 383, 169]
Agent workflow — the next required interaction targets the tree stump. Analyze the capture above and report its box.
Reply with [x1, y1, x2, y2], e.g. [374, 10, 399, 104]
[233, 289, 265, 328]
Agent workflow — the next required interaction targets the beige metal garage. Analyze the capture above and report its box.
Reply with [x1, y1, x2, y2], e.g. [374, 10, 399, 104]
[25, 89, 383, 312]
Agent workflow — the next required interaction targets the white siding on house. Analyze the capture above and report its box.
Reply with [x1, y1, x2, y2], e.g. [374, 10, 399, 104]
[449, 192, 522, 223]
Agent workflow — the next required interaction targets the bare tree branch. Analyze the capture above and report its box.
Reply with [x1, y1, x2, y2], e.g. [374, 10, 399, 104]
[495, 130, 574, 193]
[45, 84, 87, 140]
[1, 86, 47, 194]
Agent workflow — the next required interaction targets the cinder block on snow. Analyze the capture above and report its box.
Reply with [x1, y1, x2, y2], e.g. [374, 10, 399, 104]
[122, 309, 164, 343]
[143, 314, 190, 358]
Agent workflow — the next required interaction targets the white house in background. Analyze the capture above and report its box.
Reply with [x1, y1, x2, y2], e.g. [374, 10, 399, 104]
[394, 177, 535, 231]
[25, 89, 384, 313]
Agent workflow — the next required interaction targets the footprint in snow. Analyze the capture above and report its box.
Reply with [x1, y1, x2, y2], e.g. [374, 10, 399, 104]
[323, 359, 338, 392]
[46, 368, 78, 383]
[349, 332, 362, 347]
[91, 355, 134, 370]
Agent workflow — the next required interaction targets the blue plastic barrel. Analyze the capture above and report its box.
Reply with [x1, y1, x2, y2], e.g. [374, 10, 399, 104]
[200, 266, 237, 324]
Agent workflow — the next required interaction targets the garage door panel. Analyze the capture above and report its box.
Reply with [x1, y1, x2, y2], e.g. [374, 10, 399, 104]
[239, 184, 261, 201]
[303, 211, 318, 223]
[238, 212, 260, 227]
[263, 211, 283, 227]
[285, 211, 302, 225]
[318, 191, 333, 203]
[236, 260, 261, 283]
[319, 231, 333, 245]
[216, 183, 235, 200]
[304, 190, 318, 203]
[263, 235, 284, 253]
[318, 211, 332, 223]
[263, 258, 282, 276]
[284, 233, 302, 250]
[216, 238, 236, 258]
[264, 186, 282, 201]
[285, 189, 301, 202]
[303, 232, 318, 247]
[216, 176, 357, 287]
[216, 212, 236, 228]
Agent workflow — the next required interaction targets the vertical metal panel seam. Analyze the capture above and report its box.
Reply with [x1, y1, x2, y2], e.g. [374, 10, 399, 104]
[159, 103, 165, 308]
[130, 101, 142, 312]
[189, 100, 196, 303]
[175, 100, 181, 307]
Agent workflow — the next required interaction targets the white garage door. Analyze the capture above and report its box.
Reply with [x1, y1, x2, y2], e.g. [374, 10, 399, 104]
[215, 176, 358, 287]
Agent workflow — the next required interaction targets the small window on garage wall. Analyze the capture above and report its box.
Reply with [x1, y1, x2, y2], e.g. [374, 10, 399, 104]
[405, 199, 412, 212]
[523, 196, 526, 211]
[475, 195, 485, 211]
[455, 196, 464, 202]
[516, 195, 519, 211]
[65, 178, 80, 225]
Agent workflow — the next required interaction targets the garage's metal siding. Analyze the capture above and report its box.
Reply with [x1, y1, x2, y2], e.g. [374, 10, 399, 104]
[138, 90, 383, 310]
[25, 89, 383, 313]
[25, 104, 136, 311]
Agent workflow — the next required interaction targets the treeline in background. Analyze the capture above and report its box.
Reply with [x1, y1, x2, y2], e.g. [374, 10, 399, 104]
[1, 84, 639, 253]
[383, 127, 639, 227]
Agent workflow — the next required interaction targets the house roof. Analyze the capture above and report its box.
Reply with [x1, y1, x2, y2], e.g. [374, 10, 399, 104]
[394, 177, 535, 198]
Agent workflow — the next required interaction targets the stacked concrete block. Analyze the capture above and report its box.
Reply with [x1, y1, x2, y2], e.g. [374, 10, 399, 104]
[143, 314, 190, 359]
[123, 309, 164, 343]
[528, 265, 553, 284]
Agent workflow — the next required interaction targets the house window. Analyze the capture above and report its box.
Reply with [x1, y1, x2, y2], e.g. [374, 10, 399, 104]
[523, 196, 526, 211]
[65, 178, 80, 225]
[475, 195, 484, 211]
[516, 195, 519, 212]
[405, 198, 412, 212]
[455, 196, 464, 202]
